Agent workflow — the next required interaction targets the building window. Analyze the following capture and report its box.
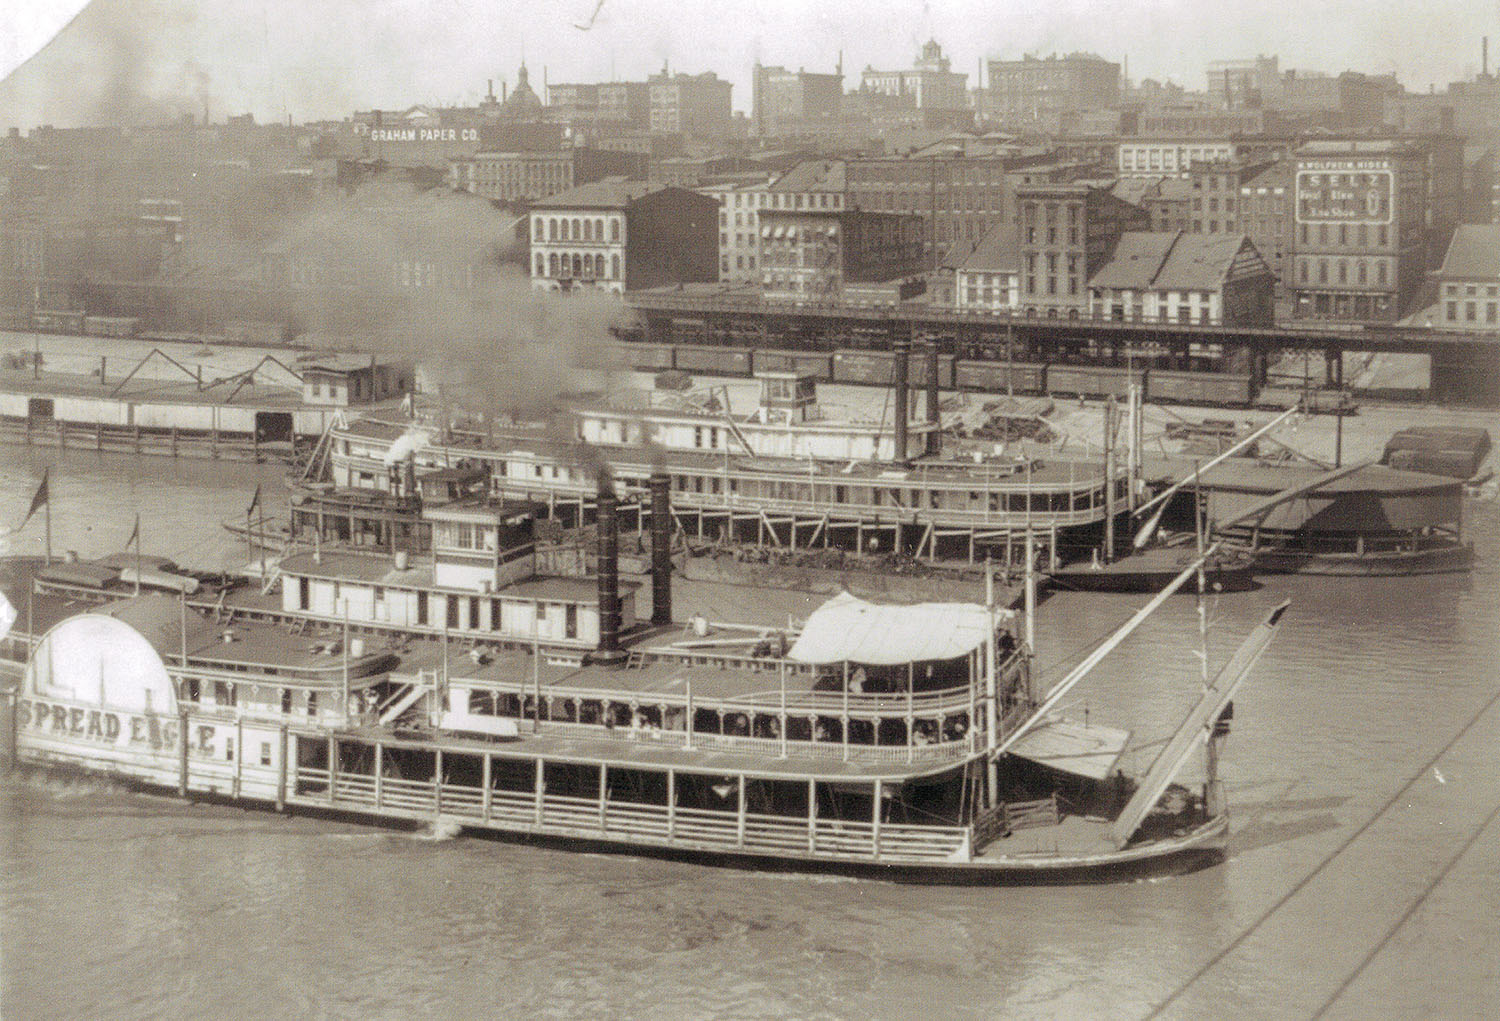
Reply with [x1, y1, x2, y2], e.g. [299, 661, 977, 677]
[535, 253, 545, 276]
[611, 254, 621, 279]
[548, 253, 558, 276]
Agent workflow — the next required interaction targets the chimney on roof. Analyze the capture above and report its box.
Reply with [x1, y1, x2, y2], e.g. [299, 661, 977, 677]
[594, 476, 625, 666]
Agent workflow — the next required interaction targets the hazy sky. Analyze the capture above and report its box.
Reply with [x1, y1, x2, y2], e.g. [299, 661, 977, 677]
[3, 0, 1498, 126]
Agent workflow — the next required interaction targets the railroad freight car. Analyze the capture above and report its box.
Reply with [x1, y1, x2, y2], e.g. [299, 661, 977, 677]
[1147, 369, 1255, 406]
[749, 348, 834, 380]
[832, 348, 955, 388]
[83, 315, 141, 338]
[32, 310, 86, 334]
[672, 343, 753, 376]
[954, 359, 1048, 395]
[605, 341, 676, 371]
[1045, 364, 1146, 399]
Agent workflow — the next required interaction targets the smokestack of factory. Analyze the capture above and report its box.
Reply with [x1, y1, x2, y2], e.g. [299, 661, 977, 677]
[649, 472, 673, 626]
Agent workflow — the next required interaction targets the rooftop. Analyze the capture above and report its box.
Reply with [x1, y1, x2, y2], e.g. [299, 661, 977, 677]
[1437, 225, 1500, 280]
[530, 176, 660, 210]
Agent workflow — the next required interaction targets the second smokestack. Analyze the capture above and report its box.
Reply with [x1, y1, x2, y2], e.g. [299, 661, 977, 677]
[649, 472, 673, 626]
[595, 477, 624, 664]
[893, 334, 910, 462]
[925, 342, 941, 457]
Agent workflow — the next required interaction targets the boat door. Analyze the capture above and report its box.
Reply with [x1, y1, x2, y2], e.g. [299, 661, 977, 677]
[255, 411, 294, 444]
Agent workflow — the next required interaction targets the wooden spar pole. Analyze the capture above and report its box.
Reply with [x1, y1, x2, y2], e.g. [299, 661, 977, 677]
[531, 606, 541, 733]
[43, 475, 51, 566]
[1024, 526, 1037, 659]
[342, 600, 350, 721]
[1103, 398, 1115, 563]
[1133, 405, 1299, 534]
[996, 547, 1219, 760]
[779, 660, 788, 758]
[984, 556, 998, 806]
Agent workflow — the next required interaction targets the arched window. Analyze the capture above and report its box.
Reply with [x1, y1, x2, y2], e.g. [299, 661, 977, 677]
[572, 254, 583, 278]
[596, 218, 605, 240]
[595, 254, 605, 278]
[535, 253, 545, 276]
[548, 253, 558, 276]
[572, 218, 581, 240]
[611, 254, 621, 279]
[1357, 261, 1367, 284]
[549, 218, 558, 241]
[561, 220, 571, 241]
[533, 217, 543, 241]
[610, 219, 620, 242]
[582, 219, 592, 242]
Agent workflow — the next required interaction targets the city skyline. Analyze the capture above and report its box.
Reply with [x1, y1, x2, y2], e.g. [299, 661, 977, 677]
[2, 0, 1498, 128]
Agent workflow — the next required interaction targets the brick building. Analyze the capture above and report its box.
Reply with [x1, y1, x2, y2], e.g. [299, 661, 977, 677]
[752, 65, 844, 137]
[648, 71, 734, 137]
[1013, 183, 1149, 316]
[985, 53, 1120, 127]
[758, 209, 925, 301]
[529, 178, 719, 294]
[1290, 139, 1429, 320]
[448, 148, 644, 203]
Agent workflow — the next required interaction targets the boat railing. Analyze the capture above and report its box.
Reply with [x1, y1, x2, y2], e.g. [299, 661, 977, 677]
[521, 718, 979, 764]
[292, 758, 971, 862]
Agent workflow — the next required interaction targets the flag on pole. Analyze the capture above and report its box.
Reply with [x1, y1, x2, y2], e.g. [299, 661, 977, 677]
[18, 471, 48, 529]
[247, 484, 261, 518]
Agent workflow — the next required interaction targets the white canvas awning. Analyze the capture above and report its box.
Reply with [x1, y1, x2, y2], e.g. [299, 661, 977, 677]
[787, 591, 1004, 665]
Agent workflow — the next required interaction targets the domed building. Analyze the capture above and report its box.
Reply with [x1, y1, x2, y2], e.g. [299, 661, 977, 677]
[500, 63, 544, 121]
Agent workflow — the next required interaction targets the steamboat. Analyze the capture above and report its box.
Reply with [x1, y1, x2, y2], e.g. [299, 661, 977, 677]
[0, 475, 1287, 883]
[320, 337, 1134, 568]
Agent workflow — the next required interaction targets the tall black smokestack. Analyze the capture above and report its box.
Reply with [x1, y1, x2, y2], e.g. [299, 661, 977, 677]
[649, 472, 672, 626]
[893, 333, 910, 462]
[925, 342, 941, 457]
[595, 477, 624, 664]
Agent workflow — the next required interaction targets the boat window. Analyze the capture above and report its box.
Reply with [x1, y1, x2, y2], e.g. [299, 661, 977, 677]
[446, 596, 460, 629]
[281, 689, 292, 714]
[417, 592, 428, 626]
[566, 604, 578, 639]
[225, 739, 234, 762]
[185, 678, 201, 702]
[215, 681, 236, 707]
[469, 597, 480, 629]
[260, 742, 271, 766]
[307, 692, 318, 718]
[491, 598, 503, 631]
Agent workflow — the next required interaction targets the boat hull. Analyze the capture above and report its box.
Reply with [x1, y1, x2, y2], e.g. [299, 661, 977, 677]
[1048, 550, 1256, 594]
[1247, 541, 1475, 576]
[4, 752, 1228, 886]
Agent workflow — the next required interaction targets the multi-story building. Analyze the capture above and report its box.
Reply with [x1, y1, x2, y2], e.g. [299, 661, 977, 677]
[547, 81, 653, 131]
[699, 178, 773, 284]
[859, 40, 969, 111]
[758, 209, 925, 301]
[985, 53, 1120, 126]
[1088, 232, 1275, 326]
[844, 153, 1056, 260]
[1118, 139, 1236, 178]
[1289, 139, 1427, 321]
[954, 224, 1022, 312]
[1206, 56, 1283, 109]
[1186, 159, 1276, 235]
[1433, 224, 1500, 327]
[448, 148, 644, 203]
[528, 178, 719, 294]
[1237, 160, 1294, 285]
[648, 71, 734, 137]
[1013, 183, 1149, 316]
[751, 65, 844, 137]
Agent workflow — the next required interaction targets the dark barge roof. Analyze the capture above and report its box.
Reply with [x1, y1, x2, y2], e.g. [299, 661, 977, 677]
[1199, 461, 1465, 495]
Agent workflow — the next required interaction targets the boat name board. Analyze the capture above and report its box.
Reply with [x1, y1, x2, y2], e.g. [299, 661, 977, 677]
[15, 698, 222, 753]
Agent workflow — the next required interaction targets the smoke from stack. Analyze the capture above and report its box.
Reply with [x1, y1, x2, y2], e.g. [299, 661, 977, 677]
[383, 425, 430, 466]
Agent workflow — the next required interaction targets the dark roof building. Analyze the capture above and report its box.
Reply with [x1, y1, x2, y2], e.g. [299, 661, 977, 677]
[1088, 231, 1275, 326]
